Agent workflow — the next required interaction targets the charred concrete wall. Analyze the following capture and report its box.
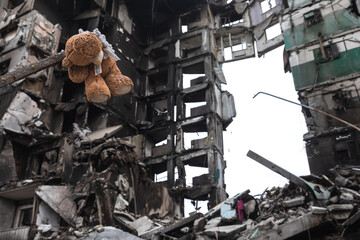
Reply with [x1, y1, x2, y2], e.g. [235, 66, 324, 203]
[1, 0, 360, 238]
[0, 0, 237, 238]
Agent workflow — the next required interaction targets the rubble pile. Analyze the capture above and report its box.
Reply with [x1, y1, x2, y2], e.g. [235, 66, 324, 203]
[160, 160, 360, 240]
[140, 165, 359, 240]
[30, 129, 182, 239]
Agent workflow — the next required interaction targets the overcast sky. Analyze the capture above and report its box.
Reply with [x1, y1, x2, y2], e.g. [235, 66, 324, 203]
[222, 46, 310, 197]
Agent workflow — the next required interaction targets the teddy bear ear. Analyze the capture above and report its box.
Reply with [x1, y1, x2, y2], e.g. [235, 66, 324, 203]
[62, 57, 73, 68]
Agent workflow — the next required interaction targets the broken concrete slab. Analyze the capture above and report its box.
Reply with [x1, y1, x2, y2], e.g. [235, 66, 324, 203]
[240, 213, 329, 240]
[83, 226, 142, 240]
[282, 196, 305, 208]
[204, 224, 246, 238]
[310, 206, 327, 215]
[114, 194, 129, 213]
[0, 92, 41, 135]
[35, 185, 77, 226]
[126, 216, 159, 236]
[204, 217, 221, 230]
[83, 125, 123, 143]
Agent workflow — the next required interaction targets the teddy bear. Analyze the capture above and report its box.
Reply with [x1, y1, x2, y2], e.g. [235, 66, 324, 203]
[62, 29, 133, 103]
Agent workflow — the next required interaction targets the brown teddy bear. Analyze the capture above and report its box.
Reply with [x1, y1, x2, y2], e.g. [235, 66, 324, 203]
[62, 29, 133, 103]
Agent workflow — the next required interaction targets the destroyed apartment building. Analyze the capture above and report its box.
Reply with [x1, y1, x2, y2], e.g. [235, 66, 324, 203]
[1, 0, 360, 239]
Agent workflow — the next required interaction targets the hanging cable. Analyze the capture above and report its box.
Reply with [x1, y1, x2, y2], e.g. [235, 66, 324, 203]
[253, 91, 360, 132]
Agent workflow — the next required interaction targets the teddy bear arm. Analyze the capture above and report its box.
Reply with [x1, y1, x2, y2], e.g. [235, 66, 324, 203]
[69, 65, 90, 83]
[62, 57, 73, 68]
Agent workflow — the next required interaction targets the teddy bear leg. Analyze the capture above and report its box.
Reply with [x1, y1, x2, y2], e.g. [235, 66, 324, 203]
[102, 62, 133, 96]
[85, 71, 111, 103]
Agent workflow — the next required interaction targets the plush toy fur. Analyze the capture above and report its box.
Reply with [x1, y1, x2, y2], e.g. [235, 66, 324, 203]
[62, 32, 133, 103]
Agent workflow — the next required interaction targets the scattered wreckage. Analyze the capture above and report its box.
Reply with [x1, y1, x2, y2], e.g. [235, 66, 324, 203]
[2, 145, 360, 239]
[1, 0, 360, 239]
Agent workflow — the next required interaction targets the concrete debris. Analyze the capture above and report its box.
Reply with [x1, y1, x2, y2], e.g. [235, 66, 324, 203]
[1, 0, 360, 239]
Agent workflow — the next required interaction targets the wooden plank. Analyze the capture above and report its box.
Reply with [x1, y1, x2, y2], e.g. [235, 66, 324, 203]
[0, 52, 65, 88]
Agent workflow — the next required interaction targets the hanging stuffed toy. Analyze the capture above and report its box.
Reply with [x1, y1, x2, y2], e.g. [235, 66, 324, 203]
[62, 29, 133, 103]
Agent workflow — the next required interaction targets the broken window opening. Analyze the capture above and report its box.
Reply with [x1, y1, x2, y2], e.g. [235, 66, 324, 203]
[148, 45, 169, 69]
[13, 203, 33, 228]
[155, 170, 168, 183]
[185, 102, 207, 118]
[224, 47, 232, 61]
[148, 69, 168, 93]
[184, 132, 208, 150]
[219, 31, 251, 62]
[182, 73, 205, 89]
[185, 165, 209, 186]
[221, 18, 244, 27]
[151, 98, 170, 122]
[314, 43, 340, 64]
[180, 9, 201, 33]
[28, 149, 59, 178]
[174, 105, 177, 121]
[0, 59, 10, 75]
[180, 34, 203, 59]
[332, 90, 360, 109]
[181, 25, 188, 33]
[155, 139, 168, 147]
[261, 0, 276, 13]
[304, 9, 323, 27]
[185, 199, 209, 216]
[265, 23, 281, 40]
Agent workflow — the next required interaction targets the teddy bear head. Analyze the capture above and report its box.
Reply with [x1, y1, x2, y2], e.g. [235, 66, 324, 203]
[63, 32, 103, 67]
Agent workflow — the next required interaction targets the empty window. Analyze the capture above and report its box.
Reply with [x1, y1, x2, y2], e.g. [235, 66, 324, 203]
[184, 132, 208, 150]
[185, 102, 206, 118]
[182, 74, 205, 89]
[224, 47, 232, 61]
[261, 0, 276, 13]
[155, 139, 167, 147]
[265, 23, 281, 40]
[155, 171, 167, 182]
[313, 43, 340, 64]
[13, 204, 33, 228]
[304, 9, 323, 27]
[180, 9, 201, 33]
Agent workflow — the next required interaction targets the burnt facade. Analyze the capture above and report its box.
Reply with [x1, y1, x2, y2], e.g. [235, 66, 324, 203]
[0, 0, 237, 238]
[1, 0, 360, 239]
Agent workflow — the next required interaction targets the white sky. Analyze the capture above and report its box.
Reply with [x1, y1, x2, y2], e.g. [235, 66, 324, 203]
[222, 46, 310, 197]
[184, 46, 310, 215]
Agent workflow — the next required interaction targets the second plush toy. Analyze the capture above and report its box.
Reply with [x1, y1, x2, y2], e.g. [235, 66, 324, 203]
[62, 29, 133, 103]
